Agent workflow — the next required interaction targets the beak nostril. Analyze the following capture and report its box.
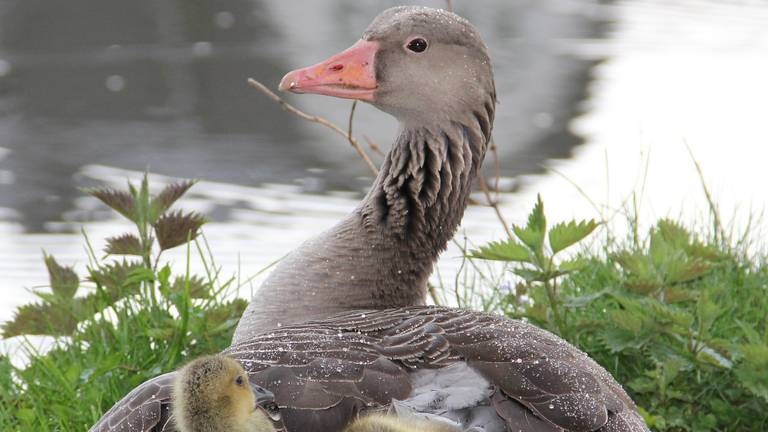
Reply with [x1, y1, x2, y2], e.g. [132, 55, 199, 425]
[329, 64, 344, 72]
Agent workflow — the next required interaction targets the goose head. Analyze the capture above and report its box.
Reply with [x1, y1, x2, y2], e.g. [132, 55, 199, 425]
[172, 355, 281, 432]
[279, 6, 495, 127]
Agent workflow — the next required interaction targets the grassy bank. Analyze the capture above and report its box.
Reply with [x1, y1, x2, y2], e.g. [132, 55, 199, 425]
[1, 178, 767, 431]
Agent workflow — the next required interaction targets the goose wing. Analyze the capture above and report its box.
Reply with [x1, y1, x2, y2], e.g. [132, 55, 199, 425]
[90, 306, 647, 432]
[224, 306, 647, 432]
[89, 372, 175, 432]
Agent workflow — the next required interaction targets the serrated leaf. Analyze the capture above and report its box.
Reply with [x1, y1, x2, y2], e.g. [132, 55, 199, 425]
[600, 327, 644, 352]
[549, 219, 599, 254]
[1, 302, 77, 337]
[153, 211, 208, 251]
[513, 268, 547, 282]
[624, 277, 661, 295]
[86, 187, 137, 222]
[649, 231, 676, 268]
[171, 275, 211, 299]
[104, 233, 144, 256]
[469, 239, 531, 262]
[88, 260, 144, 297]
[613, 251, 653, 278]
[656, 219, 691, 250]
[512, 195, 546, 252]
[735, 319, 762, 345]
[665, 259, 713, 284]
[513, 225, 545, 253]
[43, 253, 79, 299]
[527, 194, 546, 235]
[563, 288, 609, 308]
[558, 257, 589, 273]
[696, 293, 722, 332]
[150, 180, 197, 222]
[647, 298, 695, 327]
[735, 343, 768, 402]
[664, 287, 699, 303]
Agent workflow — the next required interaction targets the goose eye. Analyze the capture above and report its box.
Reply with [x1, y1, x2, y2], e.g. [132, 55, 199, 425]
[235, 376, 244, 386]
[406, 38, 428, 53]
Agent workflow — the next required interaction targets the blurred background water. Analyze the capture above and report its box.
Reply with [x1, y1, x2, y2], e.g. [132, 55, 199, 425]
[1, 0, 767, 326]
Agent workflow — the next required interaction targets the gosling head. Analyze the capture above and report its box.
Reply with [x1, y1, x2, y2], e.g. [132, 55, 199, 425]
[344, 413, 461, 432]
[172, 355, 281, 432]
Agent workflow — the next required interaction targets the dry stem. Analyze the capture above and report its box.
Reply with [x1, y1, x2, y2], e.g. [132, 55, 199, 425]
[247, 78, 379, 176]
[478, 175, 513, 239]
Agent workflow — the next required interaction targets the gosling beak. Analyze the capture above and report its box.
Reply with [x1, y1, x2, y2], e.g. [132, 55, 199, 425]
[250, 382, 275, 407]
[278, 39, 379, 101]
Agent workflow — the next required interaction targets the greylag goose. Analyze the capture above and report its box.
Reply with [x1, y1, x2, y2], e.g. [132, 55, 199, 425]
[90, 6, 649, 432]
[172, 355, 282, 432]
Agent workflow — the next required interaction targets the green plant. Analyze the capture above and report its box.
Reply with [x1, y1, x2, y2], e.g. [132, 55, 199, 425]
[0, 175, 248, 430]
[470, 194, 599, 337]
[470, 197, 768, 431]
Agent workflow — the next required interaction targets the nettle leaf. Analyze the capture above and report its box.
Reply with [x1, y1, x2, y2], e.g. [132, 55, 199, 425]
[735, 343, 768, 402]
[1, 302, 77, 337]
[664, 287, 699, 303]
[104, 233, 144, 256]
[150, 180, 197, 222]
[87, 187, 137, 222]
[563, 288, 609, 308]
[624, 277, 661, 295]
[613, 251, 654, 278]
[43, 253, 79, 299]
[88, 260, 144, 297]
[470, 239, 530, 262]
[558, 257, 590, 273]
[656, 219, 691, 250]
[513, 268, 549, 282]
[154, 211, 208, 251]
[649, 231, 676, 268]
[665, 259, 713, 284]
[549, 219, 599, 254]
[647, 298, 695, 328]
[202, 299, 249, 335]
[527, 194, 547, 234]
[171, 275, 211, 299]
[600, 327, 644, 353]
[513, 195, 546, 252]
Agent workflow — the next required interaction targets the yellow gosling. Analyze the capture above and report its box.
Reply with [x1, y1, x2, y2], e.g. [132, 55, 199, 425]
[344, 413, 460, 432]
[172, 355, 279, 432]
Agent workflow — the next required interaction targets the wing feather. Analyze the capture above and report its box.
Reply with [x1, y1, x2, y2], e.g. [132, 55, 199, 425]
[90, 307, 647, 432]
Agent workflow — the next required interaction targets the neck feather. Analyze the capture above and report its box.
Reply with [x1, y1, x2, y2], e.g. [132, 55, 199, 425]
[233, 105, 493, 342]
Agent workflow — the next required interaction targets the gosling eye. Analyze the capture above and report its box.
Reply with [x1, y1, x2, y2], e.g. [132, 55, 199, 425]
[235, 375, 245, 386]
[405, 37, 428, 53]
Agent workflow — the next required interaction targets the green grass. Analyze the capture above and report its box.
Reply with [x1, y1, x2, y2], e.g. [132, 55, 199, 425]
[1, 178, 767, 431]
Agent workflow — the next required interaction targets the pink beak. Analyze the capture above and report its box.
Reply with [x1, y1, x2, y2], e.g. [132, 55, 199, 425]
[278, 39, 379, 101]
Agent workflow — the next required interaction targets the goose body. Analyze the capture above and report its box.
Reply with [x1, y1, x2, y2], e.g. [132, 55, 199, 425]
[92, 307, 647, 432]
[90, 6, 649, 432]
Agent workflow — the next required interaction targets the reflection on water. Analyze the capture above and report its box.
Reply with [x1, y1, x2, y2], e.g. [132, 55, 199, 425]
[0, 0, 603, 232]
[0, 0, 605, 323]
[3, 0, 768, 329]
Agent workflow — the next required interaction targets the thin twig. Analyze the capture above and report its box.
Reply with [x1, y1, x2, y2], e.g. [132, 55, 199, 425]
[445, 0, 454, 12]
[490, 138, 501, 199]
[478, 175, 513, 239]
[363, 134, 385, 156]
[247, 78, 379, 175]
